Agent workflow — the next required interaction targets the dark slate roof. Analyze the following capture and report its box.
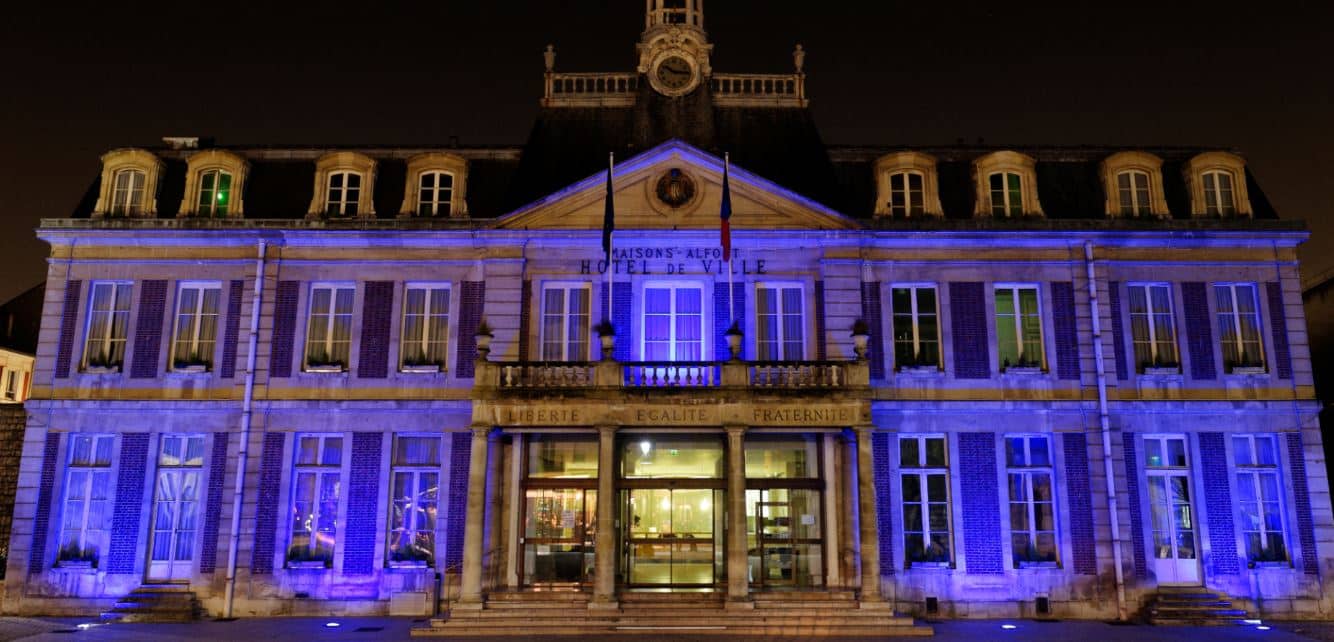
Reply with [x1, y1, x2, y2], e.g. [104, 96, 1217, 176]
[66, 92, 1280, 223]
[0, 282, 45, 354]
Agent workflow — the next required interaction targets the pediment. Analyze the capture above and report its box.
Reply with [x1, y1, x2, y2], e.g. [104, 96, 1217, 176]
[496, 140, 858, 231]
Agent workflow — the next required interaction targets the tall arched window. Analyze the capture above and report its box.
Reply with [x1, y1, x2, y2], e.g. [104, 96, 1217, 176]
[989, 172, 1024, 217]
[418, 171, 455, 217]
[887, 171, 925, 217]
[1202, 170, 1237, 216]
[972, 151, 1042, 218]
[110, 169, 146, 216]
[196, 169, 233, 217]
[326, 171, 363, 217]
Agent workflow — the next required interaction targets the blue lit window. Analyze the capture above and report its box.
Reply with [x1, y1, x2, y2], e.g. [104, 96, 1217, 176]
[1006, 435, 1058, 567]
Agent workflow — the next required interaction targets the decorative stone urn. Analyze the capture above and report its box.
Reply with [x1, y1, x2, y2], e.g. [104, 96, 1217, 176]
[851, 320, 871, 359]
[597, 321, 615, 359]
[474, 321, 494, 359]
[724, 323, 744, 361]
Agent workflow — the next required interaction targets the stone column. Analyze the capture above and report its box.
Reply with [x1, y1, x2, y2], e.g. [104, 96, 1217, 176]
[590, 424, 619, 610]
[482, 430, 505, 591]
[458, 426, 493, 608]
[725, 424, 752, 608]
[854, 425, 886, 606]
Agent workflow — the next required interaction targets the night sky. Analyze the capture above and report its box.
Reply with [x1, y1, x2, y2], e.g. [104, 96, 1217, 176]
[2, 1, 1331, 303]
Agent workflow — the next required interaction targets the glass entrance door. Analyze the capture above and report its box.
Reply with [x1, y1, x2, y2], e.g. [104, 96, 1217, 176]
[1144, 435, 1200, 585]
[747, 488, 824, 588]
[521, 488, 595, 587]
[147, 435, 204, 582]
[624, 488, 721, 586]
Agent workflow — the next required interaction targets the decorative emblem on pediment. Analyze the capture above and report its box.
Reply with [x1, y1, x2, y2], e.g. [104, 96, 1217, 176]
[655, 168, 697, 209]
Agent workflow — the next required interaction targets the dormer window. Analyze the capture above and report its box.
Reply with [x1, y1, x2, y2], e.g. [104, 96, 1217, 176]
[179, 149, 248, 218]
[989, 172, 1023, 217]
[1117, 171, 1151, 216]
[874, 151, 942, 218]
[326, 171, 362, 217]
[308, 152, 376, 220]
[972, 151, 1042, 218]
[111, 169, 146, 216]
[1202, 170, 1236, 216]
[92, 148, 163, 218]
[400, 153, 468, 218]
[197, 170, 232, 217]
[1100, 151, 1168, 218]
[1182, 151, 1252, 218]
[418, 171, 454, 217]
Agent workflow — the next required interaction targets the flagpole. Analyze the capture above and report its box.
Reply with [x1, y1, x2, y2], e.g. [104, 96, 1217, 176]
[725, 153, 735, 331]
[606, 152, 614, 332]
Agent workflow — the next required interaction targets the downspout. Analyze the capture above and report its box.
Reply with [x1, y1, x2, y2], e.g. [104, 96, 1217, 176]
[1085, 241, 1128, 621]
[224, 239, 267, 618]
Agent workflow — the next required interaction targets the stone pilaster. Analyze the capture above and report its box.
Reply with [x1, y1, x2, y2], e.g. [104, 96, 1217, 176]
[854, 425, 886, 606]
[725, 424, 752, 608]
[590, 424, 619, 610]
[457, 426, 493, 608]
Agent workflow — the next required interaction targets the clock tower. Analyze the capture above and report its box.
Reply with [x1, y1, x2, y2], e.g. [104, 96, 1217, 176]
[638, 0, 712, 97]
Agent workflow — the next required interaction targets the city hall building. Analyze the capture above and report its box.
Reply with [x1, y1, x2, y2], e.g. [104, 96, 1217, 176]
[4, 1, 1331, 630]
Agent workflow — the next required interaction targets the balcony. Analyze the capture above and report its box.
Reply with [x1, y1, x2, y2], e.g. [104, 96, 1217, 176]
[491, 359, 860, 392]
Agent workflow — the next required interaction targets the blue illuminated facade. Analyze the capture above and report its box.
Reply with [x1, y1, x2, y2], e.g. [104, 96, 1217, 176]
[3, 5, 1331, 624]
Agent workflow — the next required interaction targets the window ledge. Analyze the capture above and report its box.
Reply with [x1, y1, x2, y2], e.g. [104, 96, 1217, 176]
[400, 365, 444, 375]
[167, 366, 212, 377]
[1227, 367, 1268, 376]
[286, 561, 332, 570]
[1141, 367, 1182, 377]
[1250, 561, 1290, 570]
[907, 561, 953, 571]
[387, 561, 433, 570]
[896, 366, 944, 378]
[302, 366, 348, 375]
[1015, 561, 1060, 570]
[1000, 367, 1046, 377]
[52, 561, 98, 572]
[81, 366, 121, 376]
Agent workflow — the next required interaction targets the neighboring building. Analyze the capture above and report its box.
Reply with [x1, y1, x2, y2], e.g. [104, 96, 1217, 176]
[3, 2, 1330, 626]
[1302, 268, 1334, 483]
[0, 350, 32, 405]
[0, 284, 41, 404]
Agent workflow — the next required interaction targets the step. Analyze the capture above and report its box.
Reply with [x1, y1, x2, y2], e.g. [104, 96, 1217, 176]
[1150, 616, 1248, 626]
[1152, 600, 1235, 610]
[415, 624, 933, 637]
[1152, 607, 1247, 618]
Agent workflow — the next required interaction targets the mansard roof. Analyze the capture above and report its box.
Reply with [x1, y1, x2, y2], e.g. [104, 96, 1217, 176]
[65, 137, 1279, 224]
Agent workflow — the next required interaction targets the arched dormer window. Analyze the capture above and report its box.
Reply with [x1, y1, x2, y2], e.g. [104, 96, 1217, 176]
[400, 152, 469, 218]
[179, 150, 248, 218]
[92, 149, 164, 218]
[308, 152, 377, 220]
[873, 151, 943, 218]
[972, 151, 1042, 218]
[1182, 151, 1252, 218]
[1100, 151, 1169, 218]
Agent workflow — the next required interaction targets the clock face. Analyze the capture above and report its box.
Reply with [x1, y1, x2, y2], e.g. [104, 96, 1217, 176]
[654, 55, 695, 92]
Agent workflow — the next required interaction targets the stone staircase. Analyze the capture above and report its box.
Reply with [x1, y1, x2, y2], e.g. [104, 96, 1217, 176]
[413, 591, 932, 637]
[100, 585, 201, 623]
[1147, 586, 1249, 626]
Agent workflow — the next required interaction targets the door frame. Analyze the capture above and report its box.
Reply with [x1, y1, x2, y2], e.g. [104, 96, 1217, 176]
[144, 434, 207, 584]
[1141, 434, 1202, 586]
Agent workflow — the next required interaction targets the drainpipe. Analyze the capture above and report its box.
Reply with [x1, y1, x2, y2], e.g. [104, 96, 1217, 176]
[224, 239, 267, 618]
[1085, 241, 1128, 621]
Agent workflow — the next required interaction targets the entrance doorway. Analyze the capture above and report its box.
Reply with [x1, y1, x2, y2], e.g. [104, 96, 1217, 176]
[1143, 435, 1200, 585]
[520, 488, 596, 587]
[623, 488, 722, 586]
[748, 488, 824, 588]
[146, 435, 204, 582]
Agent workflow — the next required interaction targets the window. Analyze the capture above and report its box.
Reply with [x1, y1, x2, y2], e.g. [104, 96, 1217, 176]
[389, 436, 440, 565]
[195, 169, 232, 217]
[325, 172, 362, 217]
[289, 434, 343, 567]
[891, 285, 940, 370]
[305, 285, 355, 371]
[3, 370, 17, 401]
[994, 285, 1043, 371]
[1233, 435, 1287, 564]
[900, 436, 951, 566]
[83, 282, 132, 372]
[1006, 435, 1057, 566]
[1128, 283, 1179, 371]
[417, 172, 454, 217]
[973, 151, 1041, 218]
[989, 173, 1023, 217]
[1117, 170, 1151, 216]
[888, 172, 925, 217]
[642, 283, 703, 361]
[401, 284, 451, 371]
[170, 282, 221, 371]
[541, 284, 590, 361]
[1183, 152, 1251, 218]
[874, 151, 942, 218]
[755, 284, 804, 360]
[1214, 283, 1265, 371]
[58, 434, 114, 567]
[111, 169, 146, 216]
[1202, 170, 1236, 216]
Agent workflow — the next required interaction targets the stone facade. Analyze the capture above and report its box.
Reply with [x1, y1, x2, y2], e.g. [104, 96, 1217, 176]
[1, 3, 1330, 624]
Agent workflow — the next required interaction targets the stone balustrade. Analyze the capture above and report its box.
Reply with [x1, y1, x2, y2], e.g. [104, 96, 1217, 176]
[543, 73, 640, 107]
[623, 362, 719, 388]
[485, 355, 865, 392]
[749, 361, 846, 388]
[499, 362, 596, 388]
[711, 73, 807, 107]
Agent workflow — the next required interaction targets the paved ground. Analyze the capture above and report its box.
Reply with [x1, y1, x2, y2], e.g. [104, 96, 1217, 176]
[0, 616, 1331, 641]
